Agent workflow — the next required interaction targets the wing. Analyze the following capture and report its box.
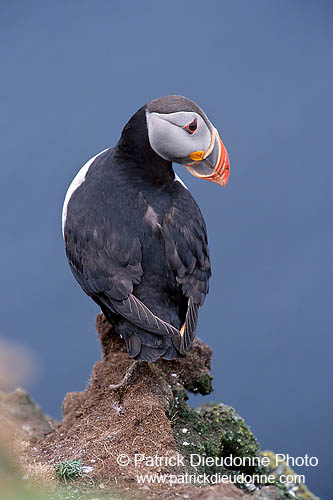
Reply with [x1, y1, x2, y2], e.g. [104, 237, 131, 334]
[163, 185, 211, 353]
[65, 214, 143, 300]
[64, 196, 180, 341]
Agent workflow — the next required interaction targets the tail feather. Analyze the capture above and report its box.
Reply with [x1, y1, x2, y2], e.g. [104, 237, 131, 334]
[125, 330, 179, 361]
[136, 343, 167, 362]
[99, 291, 199, 361]
[126, 334, 141, 358]
[180, 298, 199, 354]
[162, 343, 180, 360]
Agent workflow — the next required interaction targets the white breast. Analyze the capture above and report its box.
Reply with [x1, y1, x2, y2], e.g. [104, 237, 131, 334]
[61, 148, 109, 238]
[174, 173, 188, 190]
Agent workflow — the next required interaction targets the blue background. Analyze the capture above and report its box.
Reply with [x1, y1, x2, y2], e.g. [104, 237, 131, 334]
[1, 1, 332, 498]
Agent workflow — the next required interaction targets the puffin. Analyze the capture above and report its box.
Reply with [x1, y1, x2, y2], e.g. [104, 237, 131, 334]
[62, 95, 230, 364]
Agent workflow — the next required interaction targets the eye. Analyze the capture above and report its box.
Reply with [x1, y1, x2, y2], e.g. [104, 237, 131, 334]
[184, 119, 198, 134]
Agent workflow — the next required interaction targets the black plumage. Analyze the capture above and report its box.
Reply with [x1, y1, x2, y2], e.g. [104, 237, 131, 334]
[63, 101, 211, 361]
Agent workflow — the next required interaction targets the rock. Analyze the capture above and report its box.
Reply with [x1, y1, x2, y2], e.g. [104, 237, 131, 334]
[261, 451, 320, 500]
[168, 398, 265, 481]
[0, 388, 58, 441]
[7, 313, 320, 500]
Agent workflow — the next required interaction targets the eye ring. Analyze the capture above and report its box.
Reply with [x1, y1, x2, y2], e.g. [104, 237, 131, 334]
[184, 119, 198, 134]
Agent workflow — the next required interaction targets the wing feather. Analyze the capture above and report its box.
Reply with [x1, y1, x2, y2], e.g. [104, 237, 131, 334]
[111, 294, 180, 338]
[163, 186, 211, 352]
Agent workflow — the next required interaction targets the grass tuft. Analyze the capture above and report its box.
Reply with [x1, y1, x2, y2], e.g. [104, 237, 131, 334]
[54, 459, 83, 484]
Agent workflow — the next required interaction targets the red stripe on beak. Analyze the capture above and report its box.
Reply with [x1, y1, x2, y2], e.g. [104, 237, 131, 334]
[208, 136, 230, 187]
[185, 130, 230, 187]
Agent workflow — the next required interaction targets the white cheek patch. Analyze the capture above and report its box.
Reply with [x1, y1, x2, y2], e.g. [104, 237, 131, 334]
[146, 113, 174, 160]
[146, 110, 211, 163]
[62, 148, 109, 238]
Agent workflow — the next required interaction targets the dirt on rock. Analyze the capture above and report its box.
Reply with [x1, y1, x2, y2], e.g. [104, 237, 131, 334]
[3, 314, 319, 500]
[23, 313, 244, 499]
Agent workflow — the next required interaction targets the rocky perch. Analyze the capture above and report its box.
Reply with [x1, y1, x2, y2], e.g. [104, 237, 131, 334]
[1, 314, 320, 500]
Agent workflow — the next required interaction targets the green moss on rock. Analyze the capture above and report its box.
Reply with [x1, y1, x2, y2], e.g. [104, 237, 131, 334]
[203, 403, 260, 463]
[184, 373, 213, 395]
[167, 393, 267, 486]
[166, 392, 321, 498]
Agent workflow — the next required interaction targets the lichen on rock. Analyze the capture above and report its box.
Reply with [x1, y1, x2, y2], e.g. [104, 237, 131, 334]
[261, 451, 320, 500]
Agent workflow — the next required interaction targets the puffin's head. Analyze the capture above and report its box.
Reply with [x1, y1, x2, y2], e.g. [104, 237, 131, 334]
[146, 95, 230, 187]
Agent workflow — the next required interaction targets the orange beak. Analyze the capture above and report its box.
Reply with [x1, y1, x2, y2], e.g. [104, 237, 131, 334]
[207, 135, 230, 187]
[186, 129, 230, 187]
